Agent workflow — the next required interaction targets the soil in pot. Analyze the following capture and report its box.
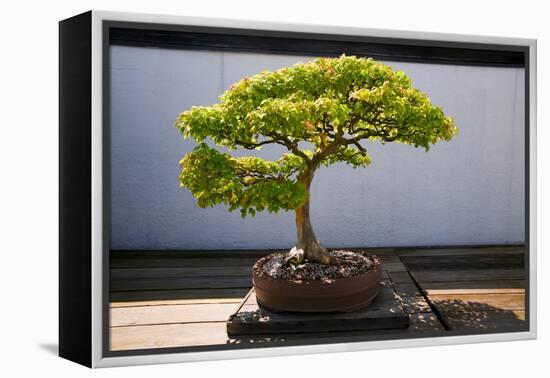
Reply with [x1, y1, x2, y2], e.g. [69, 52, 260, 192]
[252, 250, 382, 312]
[254, 250, 378, 282]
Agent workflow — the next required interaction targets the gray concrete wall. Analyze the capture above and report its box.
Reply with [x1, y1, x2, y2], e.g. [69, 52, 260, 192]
[109, 46, 525, 250]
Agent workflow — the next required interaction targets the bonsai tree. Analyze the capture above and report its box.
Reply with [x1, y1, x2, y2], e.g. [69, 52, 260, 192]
[175, 55, 457, 265]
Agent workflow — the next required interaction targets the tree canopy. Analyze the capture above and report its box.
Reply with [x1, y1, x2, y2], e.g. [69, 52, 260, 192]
[176, 55, 457, 217]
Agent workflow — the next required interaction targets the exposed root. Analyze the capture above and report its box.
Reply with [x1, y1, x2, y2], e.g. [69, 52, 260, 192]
[283, 247, 305, 266]
[283, 242, 338, 266]
[306, 245, 338, 265]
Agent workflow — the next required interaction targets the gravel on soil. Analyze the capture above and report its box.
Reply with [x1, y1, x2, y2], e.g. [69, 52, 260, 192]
[253, 250, 379, 282]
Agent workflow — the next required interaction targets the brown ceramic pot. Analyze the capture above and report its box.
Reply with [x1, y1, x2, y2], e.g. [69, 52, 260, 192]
[252, 256, 381, 312]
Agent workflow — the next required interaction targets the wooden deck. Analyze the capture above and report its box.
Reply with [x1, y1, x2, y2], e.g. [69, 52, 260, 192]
[109, 246, 526, 351]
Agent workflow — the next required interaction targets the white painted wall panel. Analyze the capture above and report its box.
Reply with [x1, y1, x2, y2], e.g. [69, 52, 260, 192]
[110, 46, 524, 250]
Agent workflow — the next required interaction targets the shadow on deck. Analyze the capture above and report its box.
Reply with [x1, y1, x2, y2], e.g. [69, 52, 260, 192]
[109, 246, 526, 351]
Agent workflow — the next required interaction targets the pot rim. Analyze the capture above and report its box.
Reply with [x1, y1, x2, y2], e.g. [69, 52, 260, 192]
[253, 252, 382, 285]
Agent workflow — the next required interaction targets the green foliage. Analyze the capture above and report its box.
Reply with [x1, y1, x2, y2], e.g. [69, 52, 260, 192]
[179, 143, 308, 217]
[176, 55, 457, 216]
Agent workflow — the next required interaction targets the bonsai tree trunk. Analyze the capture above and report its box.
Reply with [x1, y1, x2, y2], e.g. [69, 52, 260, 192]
[291, 170, 337, 265]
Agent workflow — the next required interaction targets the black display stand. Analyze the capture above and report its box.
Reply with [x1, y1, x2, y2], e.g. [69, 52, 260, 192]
[227, 286, 409, 336]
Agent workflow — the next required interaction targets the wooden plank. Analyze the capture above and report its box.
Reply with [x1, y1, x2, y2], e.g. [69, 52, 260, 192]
[408, 312, 445, 331]
[392, 283, 422, 297]
[361, 248, 396, 253]
[377, 285, 401, 300]
[388, 271, 415, 284]
[110, 276, 253, 291]
[112, 248, 398, 259]
[109, 298, 442, 351]
[111, 297, 242, 308]
[375, 255, 401, 264]
[512, 310, 526, 321]
[429, 293, 525, 311]
[110, 257, 258, 269]
[400, 253, 525, 263]
[110, 303, 238, 327]
[110, 313, 450, 352]
[111, 250, 267, 259]
[410, 269, 525, 283]
[110, 309, 435, 351]
[363, 249, 396, 256]
[440, 310, 526, 331]
[381, 262, 408, 272]
[399, 296, 432, 314]
[110, 249, 395, 268]
[111, 266, 252, 280]
[426, 288, 525, 295]
[106, 246, 533, 352]
[399, 254, 524, 271]
[395, 246, 524, 257]
[110, 288, 250, 303]
[334, 247, 395, 254]
[110, 322, 228, 351]
[419, 280, 525, 293]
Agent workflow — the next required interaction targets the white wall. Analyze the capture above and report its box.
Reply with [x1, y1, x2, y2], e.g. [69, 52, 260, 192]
[110, 46, 525, 250]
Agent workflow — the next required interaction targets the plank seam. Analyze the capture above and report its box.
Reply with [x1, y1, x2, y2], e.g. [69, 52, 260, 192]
[111, 320, 228, 328]
[396, 256, 451, 331]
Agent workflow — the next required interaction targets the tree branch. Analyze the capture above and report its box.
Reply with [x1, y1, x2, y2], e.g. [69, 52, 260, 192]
[351, 140, 366, 153]
[266, 131, 312, 165]
[236, 139, 282, 150]
[236, 166, 300, 187]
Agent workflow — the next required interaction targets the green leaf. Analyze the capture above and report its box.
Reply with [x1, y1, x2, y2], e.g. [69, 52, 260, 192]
[176, 55, 457, 216]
